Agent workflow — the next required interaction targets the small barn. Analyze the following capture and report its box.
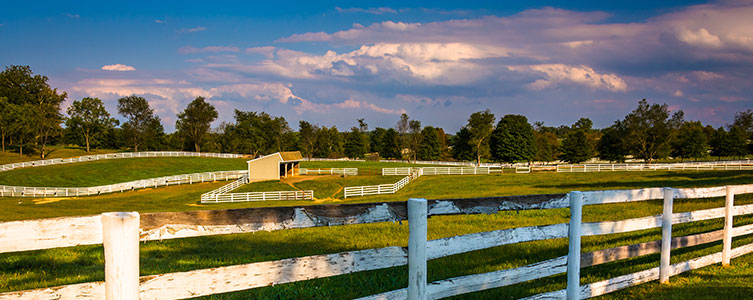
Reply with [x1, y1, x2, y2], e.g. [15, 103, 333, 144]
[247, 151, 303, 181]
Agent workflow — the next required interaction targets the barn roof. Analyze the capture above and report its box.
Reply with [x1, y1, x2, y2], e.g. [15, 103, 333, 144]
[247, 151, 303, 164]
[279, 151, 303, 162]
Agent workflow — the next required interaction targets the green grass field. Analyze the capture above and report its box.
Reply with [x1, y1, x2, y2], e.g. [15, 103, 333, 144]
[0, 146, 121, 165]
[2, 156, 753, 299]
[0, 157, 248, 187]
[2, 193, 753, 299]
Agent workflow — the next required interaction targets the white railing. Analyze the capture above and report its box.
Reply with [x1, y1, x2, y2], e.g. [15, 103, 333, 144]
[345, 169, 423, 198]
[302, 158, 366, 162]
[0, 170, 247, 198]
[0, 151, 244, 172]
[300, 168, 358, 176]
[199, 174, 250, 202]
[3, 184, 753, 299]
[557, 161, 753, 173]
[361, 184, 753, 299]
[382, 166, 502, 176]
[200, 190, 314, 203]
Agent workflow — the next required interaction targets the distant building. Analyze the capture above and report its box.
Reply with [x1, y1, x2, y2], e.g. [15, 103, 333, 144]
[246, 151, 303, 181]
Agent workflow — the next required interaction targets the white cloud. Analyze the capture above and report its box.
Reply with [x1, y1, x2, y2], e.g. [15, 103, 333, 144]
[182, 26, 206, 33]
[66, 13, 80, 19]
[101, 64, 136, 71]
[510, 64, 628, 92]
[245, 46, 276, 58]
[676, 28, 722, 48]
[155, 19, 166, 24]
[673, 89, 684, 97]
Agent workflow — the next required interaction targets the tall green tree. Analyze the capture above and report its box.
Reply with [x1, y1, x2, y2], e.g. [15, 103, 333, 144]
[176, 97, 218, 152]
[298, 121, 318, 158]
[728, 126, 749, 158]
[408, 120, 422, 161]
[417, 126, 441, 161]
[534, 131, 560, 162]
[0, 97, 11, 152]
[452, 127, 474, 161]
[344, 127, 367, 159]
[66, 97, 117, 152]
[733, 110, 753, 154]
[621, 99, 684, 163]
[117, 95, 164, 152]
[598, 124, 628, 162]
[671, 121, 709, 160]
[466, 110, 496, 165]
[489, 114, 536, 163]
[559, 129, 594, 163]
[380, 128, 401, 159]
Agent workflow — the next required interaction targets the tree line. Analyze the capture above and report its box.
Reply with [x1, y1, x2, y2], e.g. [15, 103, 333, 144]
[1, 65, 751, 162]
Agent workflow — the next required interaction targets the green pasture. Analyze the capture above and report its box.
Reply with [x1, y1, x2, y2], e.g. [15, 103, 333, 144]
[2, 193, 753, 299]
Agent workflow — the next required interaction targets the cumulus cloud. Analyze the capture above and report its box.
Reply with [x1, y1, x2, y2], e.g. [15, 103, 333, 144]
[510, 64, 628, 92]
[101, 64, 136, 71]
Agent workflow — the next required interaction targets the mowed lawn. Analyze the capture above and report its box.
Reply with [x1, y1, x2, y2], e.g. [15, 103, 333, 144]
[0, 157, 248, 187]
[0, 146, 121, 165]
[2, 170, 753, 222]
[3, 192, 753, 299]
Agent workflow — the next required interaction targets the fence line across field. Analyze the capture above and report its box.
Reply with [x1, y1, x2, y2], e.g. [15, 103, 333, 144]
[344, 168, 423, 198]
[0, 151, 244, 172]
[0, 170, 247, 198]
[556, 161, 753, 173]
[2, 184, 753, 299]
[299, 168, 358, 176]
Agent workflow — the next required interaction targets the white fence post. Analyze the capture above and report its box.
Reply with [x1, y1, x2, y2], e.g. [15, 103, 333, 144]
[660, 187, 674, 284]
[408, 198, 428, 300]
[567, 191, 583, 300]
[102, 212, 140, 300]
[723, 185, 735, 266]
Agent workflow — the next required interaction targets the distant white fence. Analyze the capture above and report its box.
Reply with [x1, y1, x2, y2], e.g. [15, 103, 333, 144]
[3, 184, 753, 299]
[345, 169, 423, 198]
[300, 168, 358, 176]
[0, 151, 244, 172]
[382, 166, 502, 176]
[199, 174, 313, 203]
[0, 170, 247, 198]
[557, 161, 753, 173]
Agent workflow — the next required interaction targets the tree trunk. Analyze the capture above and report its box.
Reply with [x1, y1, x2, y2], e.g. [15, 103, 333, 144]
[85, 135, 91, 153]
[195, 142, 200, 153]
[19, 144, 23, 157]
[1, 132, 4, 153]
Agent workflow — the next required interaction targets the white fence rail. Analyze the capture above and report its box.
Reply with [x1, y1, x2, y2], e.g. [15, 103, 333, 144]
[0, 170, 247, 198]
[200, 190, 314, 203]
[557, 161, 753, 173]
[300, 168, 358, 176]
[2, 184, 753, 299]
[382, 167, 502, 176]
[345, 169, 423, 198]
[0, 151, 244, 172]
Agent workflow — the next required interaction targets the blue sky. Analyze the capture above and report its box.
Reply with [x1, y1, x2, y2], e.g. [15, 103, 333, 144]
[1, 0, 751, 132]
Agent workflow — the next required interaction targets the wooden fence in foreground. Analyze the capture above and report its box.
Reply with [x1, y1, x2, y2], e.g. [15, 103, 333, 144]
[0, 151, 243, 172]
[1, 184, 753, 299]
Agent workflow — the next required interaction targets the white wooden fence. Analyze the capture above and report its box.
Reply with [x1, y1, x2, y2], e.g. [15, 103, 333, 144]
[0, 151, 244, 172]
[382, 167, 502, 176]
[345, 169, 423, 198]
[556, 161, 753, 173]
[300, 168, 358, 176]
[0, 170, 247, 198]
[200, 190, 314, 203]
[2, 184, 753, 299]
[1, 184, 753, 299]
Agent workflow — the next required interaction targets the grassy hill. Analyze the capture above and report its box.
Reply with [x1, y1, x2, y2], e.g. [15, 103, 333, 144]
[0, 146, 121, 165]
[0, 157, 247, 187]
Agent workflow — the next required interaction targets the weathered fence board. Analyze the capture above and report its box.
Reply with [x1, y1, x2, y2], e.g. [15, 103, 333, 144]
[0, 216, 102, 253]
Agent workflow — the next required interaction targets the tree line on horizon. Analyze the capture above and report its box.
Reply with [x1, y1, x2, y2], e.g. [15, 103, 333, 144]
[1, 65, 752, 163]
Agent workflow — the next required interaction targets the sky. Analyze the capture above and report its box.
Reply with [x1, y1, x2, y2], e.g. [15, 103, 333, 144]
[1, 0, 752, 132]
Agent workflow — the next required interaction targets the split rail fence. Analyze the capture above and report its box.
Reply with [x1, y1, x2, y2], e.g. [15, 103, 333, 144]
[0, 170, 247, 198]
[300, 168, 358, 176]
[0, 151, 243, 172]
[344, 168, 423, 198]
[1, 184, 753, 299]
